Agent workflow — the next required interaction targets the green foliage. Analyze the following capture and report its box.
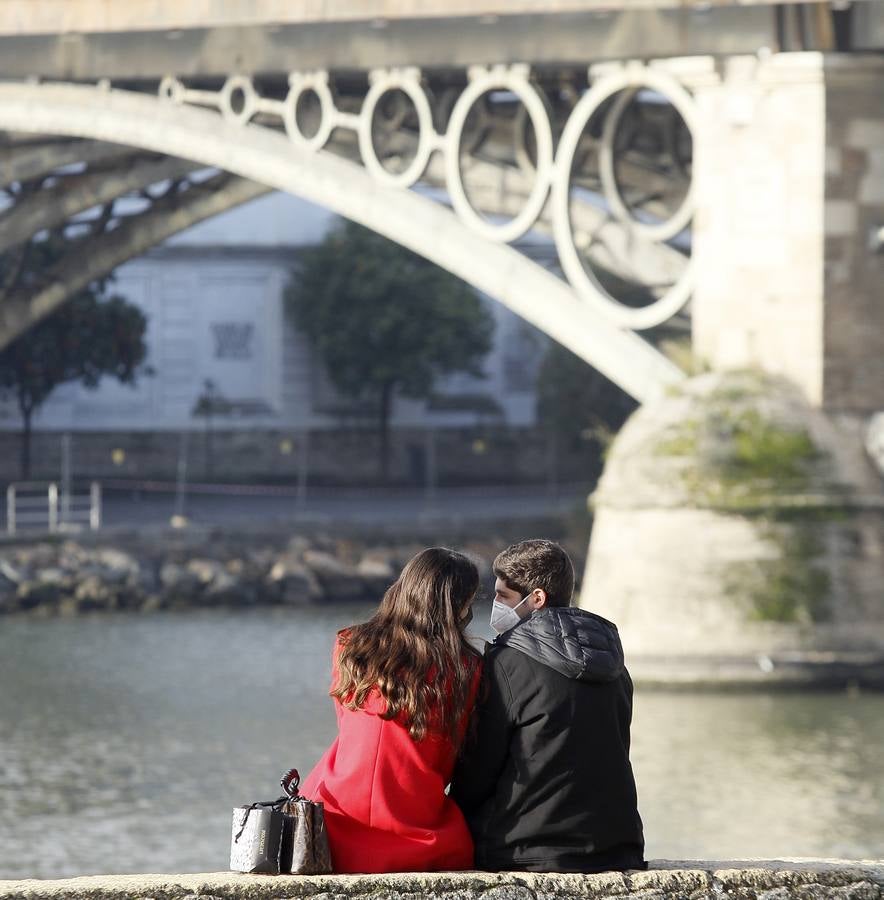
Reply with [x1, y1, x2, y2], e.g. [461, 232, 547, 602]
[536, 342, 636, 458]
[723, 523, 832, 624]
[649, 372, 837, 623]
[284, 220, 494, 477]
[286, 220, 493, 399]
[659, 409, 819, 490]
[0, 294, 147, 412]
[0, 238, 148, 476]
[655, 376, 825, 507]
[725, 409, 818, 482]
[655, 418, 700, 458]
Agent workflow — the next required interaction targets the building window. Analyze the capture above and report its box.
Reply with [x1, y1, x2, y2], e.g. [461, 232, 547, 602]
[211, 322, 254, 360]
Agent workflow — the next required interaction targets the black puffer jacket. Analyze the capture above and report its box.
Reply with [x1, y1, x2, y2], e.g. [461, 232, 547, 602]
[450, 606, 645, 873]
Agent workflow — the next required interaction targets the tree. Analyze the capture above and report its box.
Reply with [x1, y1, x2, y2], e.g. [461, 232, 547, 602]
[536, 342, 637, 483]
[0, 284, 149, 479]
[285, 220, 494, 480]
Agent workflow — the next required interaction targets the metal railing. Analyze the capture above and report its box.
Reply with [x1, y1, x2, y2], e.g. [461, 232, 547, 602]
[5, 481, 102, 535]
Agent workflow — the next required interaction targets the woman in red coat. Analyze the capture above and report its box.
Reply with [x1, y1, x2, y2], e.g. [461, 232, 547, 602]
[301, 547, 483, 874]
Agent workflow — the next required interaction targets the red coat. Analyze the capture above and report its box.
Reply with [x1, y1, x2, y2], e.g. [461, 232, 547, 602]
[301, 635, 481, 874]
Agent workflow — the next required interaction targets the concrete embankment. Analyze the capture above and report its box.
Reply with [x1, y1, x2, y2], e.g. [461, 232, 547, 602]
[0, 862, 882, 900]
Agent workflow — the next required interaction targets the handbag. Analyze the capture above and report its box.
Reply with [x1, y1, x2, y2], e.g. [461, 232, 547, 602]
[230, 768, 333, 875]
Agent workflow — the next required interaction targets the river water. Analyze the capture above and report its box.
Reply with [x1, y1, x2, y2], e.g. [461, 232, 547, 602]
[1, 605, 882, 879]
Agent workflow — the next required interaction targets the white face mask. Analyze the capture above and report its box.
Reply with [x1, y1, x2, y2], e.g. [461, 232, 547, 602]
[490, 593, 532, 635]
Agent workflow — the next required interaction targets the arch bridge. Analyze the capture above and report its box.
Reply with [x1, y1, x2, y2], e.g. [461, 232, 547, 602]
[0, 0, 882, 411]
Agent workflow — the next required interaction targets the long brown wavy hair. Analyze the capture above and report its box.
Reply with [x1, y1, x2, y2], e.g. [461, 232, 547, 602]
[331, 547, 482, 744]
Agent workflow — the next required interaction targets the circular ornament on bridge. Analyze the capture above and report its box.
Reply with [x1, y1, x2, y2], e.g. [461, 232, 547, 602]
[220, 75, 258, 126]
[358, 69, 435, 189]
[599, 84, 695, 243]
[513, 104, 538, 176]
[551, 65, 698, 330]
[444, 66, 554, 244]
[158, 76, 185, 104]
[283, 72, 336, 152]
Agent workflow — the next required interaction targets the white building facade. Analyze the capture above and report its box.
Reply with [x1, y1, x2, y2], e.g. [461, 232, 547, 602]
[0, 192, 550, 483]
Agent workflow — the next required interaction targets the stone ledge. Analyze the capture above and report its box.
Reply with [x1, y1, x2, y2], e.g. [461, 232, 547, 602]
[1, 861, 882, 900]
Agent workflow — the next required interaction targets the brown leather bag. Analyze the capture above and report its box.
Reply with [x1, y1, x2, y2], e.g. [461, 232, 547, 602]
[280, 768, 333, 875]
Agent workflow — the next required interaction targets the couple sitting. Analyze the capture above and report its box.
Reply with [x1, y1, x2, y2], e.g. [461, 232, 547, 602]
[300, 539, 645, 874]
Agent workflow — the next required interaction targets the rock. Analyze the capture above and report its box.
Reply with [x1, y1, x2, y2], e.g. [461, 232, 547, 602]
[225, 558, 245, 576]
[74, 574, 114, 610]
[202, 571, 257, 607]
[267, 556, 322, 605]
[36, 567, 66, 586]
[57, 541, 89, 571]
[356, 555, 395, 578]
[286, 535, 312, 558]
[159, 562, 202, 605]
[95, 548, 140, 585]
[137, 566, 160, 595]
[185, 558, 225, 585]
[356, 554, 396, 597]
[0, 558, 23, 587]
[13, 544, 55, 572]
[1, 530, 578, 619]
[15, 579, 61, 611]
[245, 547, 276, 573]
[302, 549, 367, 601]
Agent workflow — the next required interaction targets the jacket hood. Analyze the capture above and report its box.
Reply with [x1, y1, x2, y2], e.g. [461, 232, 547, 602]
[494, 606, 625, 682]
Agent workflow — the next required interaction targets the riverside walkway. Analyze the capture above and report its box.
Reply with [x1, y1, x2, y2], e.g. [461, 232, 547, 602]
[93, 482, 590, 529]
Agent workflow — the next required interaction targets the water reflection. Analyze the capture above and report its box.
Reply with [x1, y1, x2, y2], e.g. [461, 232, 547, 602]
[632, 690, 883, 861]
[0, 607, 882, 879]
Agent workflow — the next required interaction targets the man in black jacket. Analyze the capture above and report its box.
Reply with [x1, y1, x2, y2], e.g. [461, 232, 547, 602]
[450, 539, 646, 874]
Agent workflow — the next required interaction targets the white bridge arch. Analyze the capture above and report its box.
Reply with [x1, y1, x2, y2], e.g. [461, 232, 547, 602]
[0, 79, 685, 403]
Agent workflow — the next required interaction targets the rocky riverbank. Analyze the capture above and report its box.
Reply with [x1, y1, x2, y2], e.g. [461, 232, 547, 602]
[0, 861, 881, 900]
[0, 522, 586, 616]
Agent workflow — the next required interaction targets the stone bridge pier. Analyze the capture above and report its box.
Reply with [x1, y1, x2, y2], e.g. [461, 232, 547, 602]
[581, 52, 884, 687]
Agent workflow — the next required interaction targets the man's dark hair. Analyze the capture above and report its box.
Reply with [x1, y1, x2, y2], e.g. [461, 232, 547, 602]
[492, 539, 575, 608]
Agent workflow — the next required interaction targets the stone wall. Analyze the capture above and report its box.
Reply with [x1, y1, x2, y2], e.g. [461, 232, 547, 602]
[692, 52, 826, 406]
[822, 57, 884, 414]
[0, 861, 881, 900]
[691, 52, 884, 416]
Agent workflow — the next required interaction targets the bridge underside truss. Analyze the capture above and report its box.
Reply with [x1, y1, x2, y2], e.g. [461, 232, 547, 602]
[0, 59, 701, 402]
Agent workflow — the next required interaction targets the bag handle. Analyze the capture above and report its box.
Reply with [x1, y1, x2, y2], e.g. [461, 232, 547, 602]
[280, 768, 300, 799]
[233, 796, 289, 842]
[232, 769, 302, 843]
